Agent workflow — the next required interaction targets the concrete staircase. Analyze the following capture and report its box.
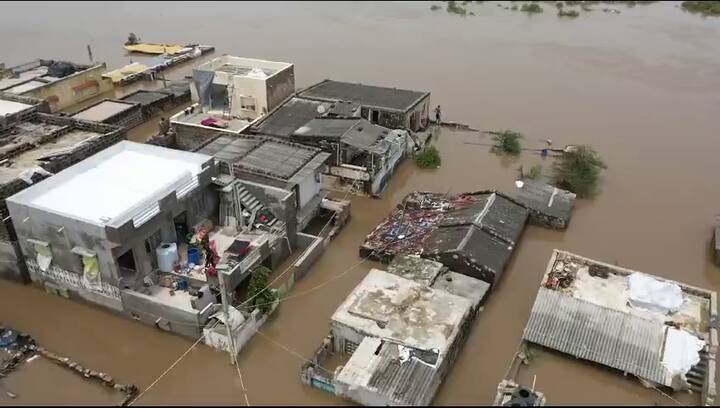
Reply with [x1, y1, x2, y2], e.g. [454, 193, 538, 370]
[236, 184, 279, 229]
[686, 349, 709, 393]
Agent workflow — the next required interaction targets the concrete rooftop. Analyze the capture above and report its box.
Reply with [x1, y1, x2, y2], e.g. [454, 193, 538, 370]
[196, 55, 292, 79]
[71, 100, 137, 123]
[0, 99, 33, 116]
[331, 268, 473, 355]
[8, 141, 212, 228]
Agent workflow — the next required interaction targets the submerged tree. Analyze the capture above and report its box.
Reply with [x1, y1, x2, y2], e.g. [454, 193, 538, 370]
[681, 1, 720, 17]
[415, 145, 442, 169]
[490, 130, 523, 155]
[521, 3, 544, 13]
[245, 266, 277, 315]
[553, 145, 607, 198]
[527, 164, 543, 180]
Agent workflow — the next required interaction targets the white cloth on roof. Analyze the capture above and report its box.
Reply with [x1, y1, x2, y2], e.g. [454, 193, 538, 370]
[661, 327, 705, 378]
[627, 273, 684, 314]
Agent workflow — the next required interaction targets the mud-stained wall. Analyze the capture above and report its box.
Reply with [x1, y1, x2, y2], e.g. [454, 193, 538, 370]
[266, 67, 295, 115]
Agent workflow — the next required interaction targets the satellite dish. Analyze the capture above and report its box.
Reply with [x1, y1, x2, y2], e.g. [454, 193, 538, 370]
[317, 105, 327, 115]
[515, 180, 525, 189]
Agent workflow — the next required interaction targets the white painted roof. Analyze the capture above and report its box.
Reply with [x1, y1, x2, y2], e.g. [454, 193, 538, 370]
[0, 99, 33, 116]
[331, 269, 472, 355]
[14, 141, 210, 227]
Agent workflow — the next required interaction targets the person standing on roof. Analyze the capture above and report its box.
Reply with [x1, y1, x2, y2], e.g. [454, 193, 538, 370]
[434, 105, 442, 125]
[158, 117, 170, 135]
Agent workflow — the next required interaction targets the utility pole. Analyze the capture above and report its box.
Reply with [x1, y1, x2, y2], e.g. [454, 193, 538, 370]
[218, 271, 239, 366]
[87, 44, 94, 63]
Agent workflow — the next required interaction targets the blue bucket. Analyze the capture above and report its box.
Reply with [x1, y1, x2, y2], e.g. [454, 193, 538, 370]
[187, 247, 201, 265]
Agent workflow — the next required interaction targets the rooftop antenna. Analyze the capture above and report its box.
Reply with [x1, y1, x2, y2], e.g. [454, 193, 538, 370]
[87, 44, 94, 63]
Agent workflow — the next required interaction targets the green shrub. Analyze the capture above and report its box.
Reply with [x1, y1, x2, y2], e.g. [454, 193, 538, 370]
[245, 266, 277, 315]
[558, 8, 580, 17]
[527, 164, 543, 179]
[430, 4, 441, 10]
[682, 1, 720, 16]
[447, 0, 468, 15]
[490, 130, 523, 155]
[521, 3, 544, 13]
[415, 145, 442, 168]
[553, 145, 607, 198]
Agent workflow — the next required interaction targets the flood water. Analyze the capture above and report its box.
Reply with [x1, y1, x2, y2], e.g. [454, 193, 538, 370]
[2, 1, 720, 405]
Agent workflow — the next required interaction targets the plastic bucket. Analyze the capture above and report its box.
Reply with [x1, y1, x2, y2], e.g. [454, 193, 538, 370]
[187, 247, 201, 265]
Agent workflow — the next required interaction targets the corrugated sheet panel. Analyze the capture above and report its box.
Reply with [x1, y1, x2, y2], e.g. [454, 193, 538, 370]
[367, 345, 438, 406]
[523, 288, 671, 386]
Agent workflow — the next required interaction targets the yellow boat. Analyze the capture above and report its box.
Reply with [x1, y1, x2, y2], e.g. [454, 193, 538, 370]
[123, 43, 187, 55]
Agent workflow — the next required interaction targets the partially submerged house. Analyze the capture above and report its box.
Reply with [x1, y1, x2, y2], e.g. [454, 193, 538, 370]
[512, 179, 576, 230]
[0, 59, 112, 112]
[0, 92, 50, 129]
[196, 135, 330, 231]
[171, 55, 295, 150]
[0, 104, 125, 283]
[522, 249, 718, 406]
[70, 99, 144, 129]
[119, 80, 191, 120]
[6, 141, 218, 315]
[301, 265, 489, 406]
[6, 139, 331, 342]
[290, 117, 410, 196]
[297, 79, 431, 132]
[360, 191, 529, 287]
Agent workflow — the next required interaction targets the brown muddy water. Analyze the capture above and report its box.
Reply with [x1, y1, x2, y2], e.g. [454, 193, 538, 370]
[2, 1, 720, 405]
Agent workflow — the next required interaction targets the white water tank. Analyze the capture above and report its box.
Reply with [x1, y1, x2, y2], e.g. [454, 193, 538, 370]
[156, 243, 179, 273]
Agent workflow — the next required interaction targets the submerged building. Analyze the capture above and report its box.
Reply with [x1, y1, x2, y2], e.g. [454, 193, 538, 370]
[196, 135, 330, 231]
[0, 59, 112, 112]
[70, 99, 144, 129]
[251, 79, 431, 196]
[0, 97, 125, 283]
[6, 141, 218, 313]
[171, 55, 295, 150]
[297, 79, 431, 132]
[522, 249, 717, 406]
[360, 190, 530, 287]
[6, 140, 330, 342]
[301, 258, 489, 406]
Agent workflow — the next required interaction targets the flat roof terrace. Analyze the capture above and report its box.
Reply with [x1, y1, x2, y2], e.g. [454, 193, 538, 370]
[171, 109, 253, 133]
[0, 127, 102, 185]
[8, 141, 212, 228]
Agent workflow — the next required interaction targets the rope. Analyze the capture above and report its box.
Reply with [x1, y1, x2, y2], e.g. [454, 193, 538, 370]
[255, 330, 335, 376]
[238, 179, 360, 309]
[127, 333, 207, 406]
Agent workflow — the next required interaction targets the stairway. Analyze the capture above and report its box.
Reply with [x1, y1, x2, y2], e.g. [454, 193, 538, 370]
[236, 184, 279, 229]
[686, 348, 708, 392]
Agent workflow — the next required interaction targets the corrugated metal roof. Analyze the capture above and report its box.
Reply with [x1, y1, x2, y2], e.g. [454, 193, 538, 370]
[367, 343, 438, 406]
[513, 179, 575, 224]
[299, 79, 429, 112]
[239, 140, 320, 180]
[293, 117, 389, 154]
[254, 97, 329, 138]
[523, 288, 671, 386]
[197, 136, 261, 161]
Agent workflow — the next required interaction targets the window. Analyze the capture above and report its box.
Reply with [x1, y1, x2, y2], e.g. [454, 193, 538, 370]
[72, 80, 99, 99]
[72, 246, 100, 289]
[28, 239, 52, 272]
[118, 249, 137, 272]
[239, 96, 256, 112]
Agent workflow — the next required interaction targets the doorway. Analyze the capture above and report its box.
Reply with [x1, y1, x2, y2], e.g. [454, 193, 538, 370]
[371, 110, 380, 123]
